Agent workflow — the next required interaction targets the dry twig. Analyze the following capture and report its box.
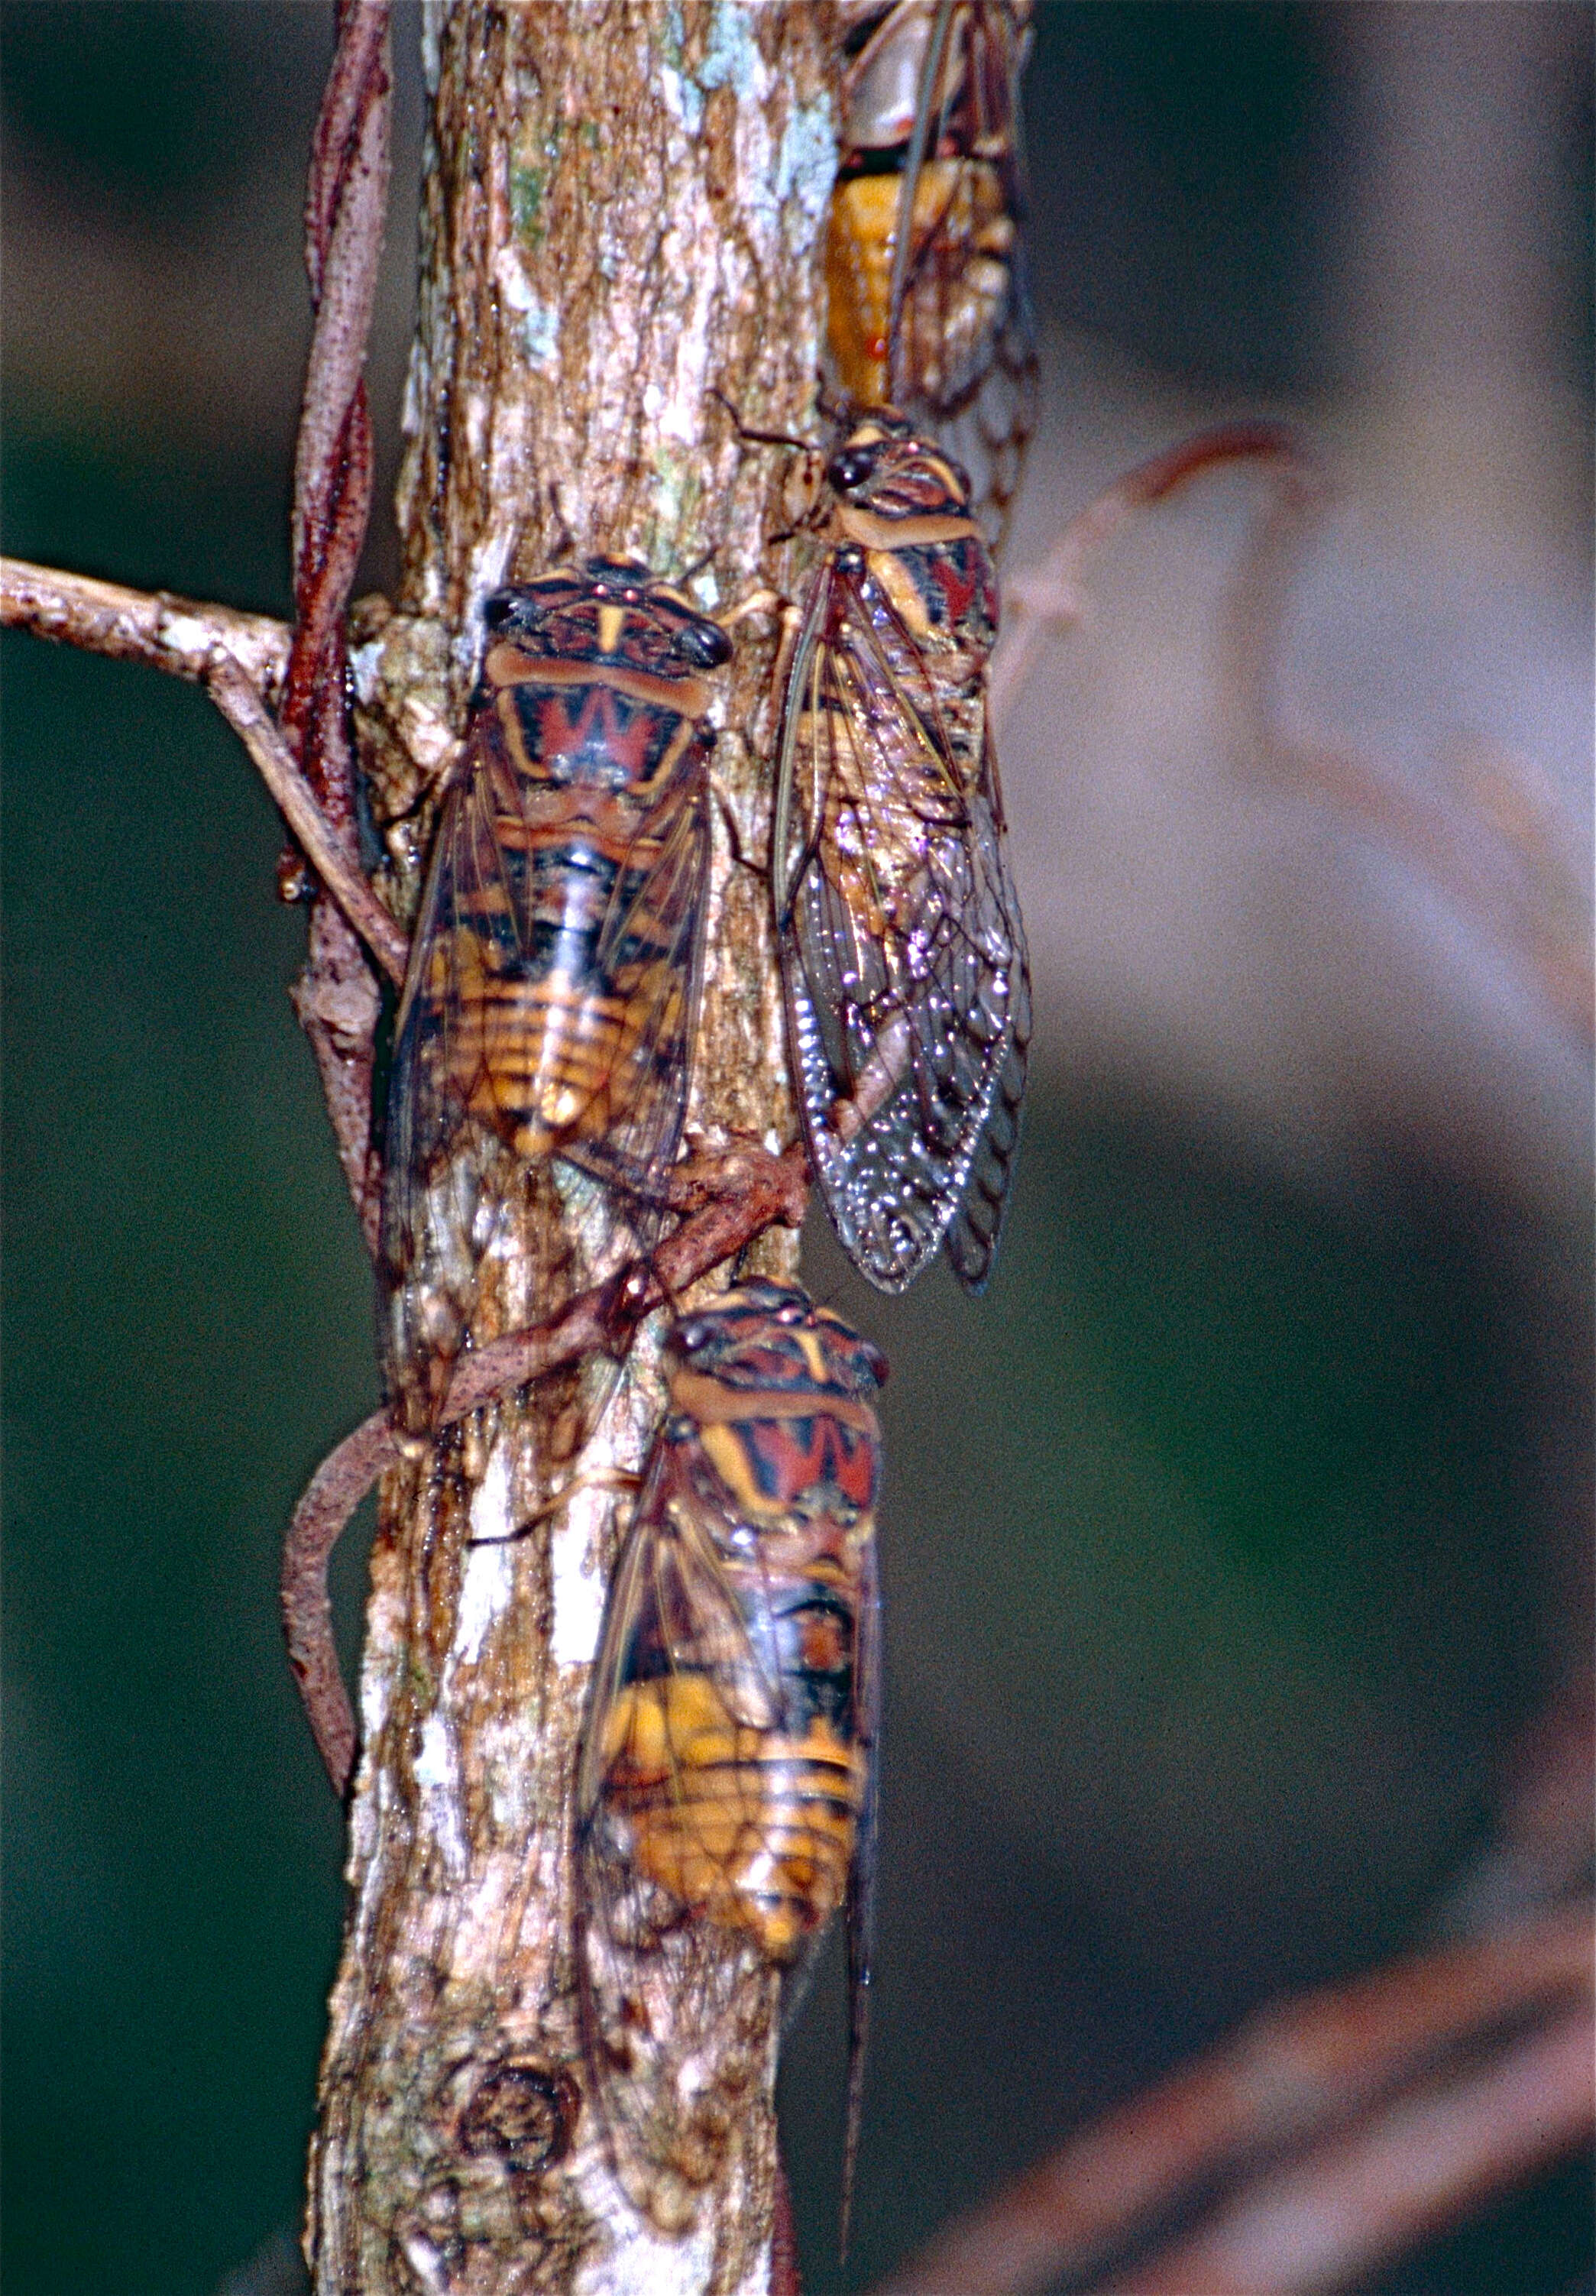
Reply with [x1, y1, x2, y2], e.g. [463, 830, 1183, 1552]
[870, 1910, 1594, 2296]
[282, 1144, 810, 1797]
[1220, 476, 1596, 1045]
[990, 422, 1322, 732]
[280, 0, 393, 1249]
[0, 554, 292, 695]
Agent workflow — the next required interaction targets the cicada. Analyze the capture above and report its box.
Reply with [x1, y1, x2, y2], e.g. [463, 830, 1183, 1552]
[379, 559, 730, 1433]
[825, 0, 1038, 536]
[772, 409, 1031, 1294]
[577, 1281, 885, 2242]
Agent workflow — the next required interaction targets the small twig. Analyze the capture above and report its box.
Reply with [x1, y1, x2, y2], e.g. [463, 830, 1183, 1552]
[1220, 476, 1596, 1046]
[990, 422, 1322, 732]
[283, 0, 391, 828]
[870, 1911, 1594, 2296]
[283, 1144, 811, 1794]
[0, 555, 292, 697]
[1096, 2003, 1594, 2296]
[208, 662, 408, 984]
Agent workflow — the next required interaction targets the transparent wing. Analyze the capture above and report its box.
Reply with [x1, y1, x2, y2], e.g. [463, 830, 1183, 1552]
[775, 565, 1027, 1290]
[578, 765, 711, 1210]
[577, 1454, 788, 2231]
[892, 0, 1038, 542]
[378, 738, 526, 1422]
[944, 740, 1031, 1289]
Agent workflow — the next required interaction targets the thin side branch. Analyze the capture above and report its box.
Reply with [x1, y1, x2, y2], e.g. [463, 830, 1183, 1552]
[283, 1144, 811, 1794]
[1, 554, 406, 987]
[0, 555, 291, 696]
[1220, 478, 1596, 1044]
[871, 1910, 1594, 2296]
[280, 0, 394, 1246]
[1098, 2005, 1594, 2296]
[990, 423, 1323, 731]
[209, 662, 409, 984]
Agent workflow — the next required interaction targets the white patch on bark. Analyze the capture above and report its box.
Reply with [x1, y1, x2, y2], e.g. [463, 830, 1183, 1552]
[549, 1482, 611, 1669]
[413, 1709, 468, 1879]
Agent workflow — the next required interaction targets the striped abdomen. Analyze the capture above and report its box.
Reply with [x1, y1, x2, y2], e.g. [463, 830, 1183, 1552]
[600, 1650, 864, 1963]
[432, 802, 686, 1158]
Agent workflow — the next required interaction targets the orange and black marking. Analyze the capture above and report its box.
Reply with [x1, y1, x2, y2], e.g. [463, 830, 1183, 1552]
[577, 1281, 885, 2239]
[379, 558, 730, 1430]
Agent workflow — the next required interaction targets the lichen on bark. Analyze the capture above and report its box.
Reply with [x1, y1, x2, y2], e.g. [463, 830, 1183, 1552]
[309, 8, 836, 2293]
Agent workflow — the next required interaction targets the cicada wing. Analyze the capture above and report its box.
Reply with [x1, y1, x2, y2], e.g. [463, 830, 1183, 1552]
[577, 761, 711, 1222]
[577, 1463, 784, 2231]
[776, 571, 1024, 1290]
[379, 742, 526, 1426]
[944, 746, 1031, 1291]
[891, 0, 1039, 543]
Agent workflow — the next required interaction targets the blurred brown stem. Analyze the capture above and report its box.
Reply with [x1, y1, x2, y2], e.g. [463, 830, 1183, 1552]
[1220, 437, 1595, 1047]
[990, 422, 1323, 732]
[870, 1909, 1593, 2296]
[278, 0, 393, 1248]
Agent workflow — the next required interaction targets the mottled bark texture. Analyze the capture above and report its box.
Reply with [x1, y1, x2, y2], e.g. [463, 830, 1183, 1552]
[311, 8, 836, 2293]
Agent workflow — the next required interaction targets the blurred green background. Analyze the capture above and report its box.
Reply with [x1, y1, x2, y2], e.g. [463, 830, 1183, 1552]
[3, 7, 1591, 2294]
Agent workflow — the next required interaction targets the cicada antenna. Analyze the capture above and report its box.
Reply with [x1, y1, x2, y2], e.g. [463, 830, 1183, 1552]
[678, 539, 719, 586]
[814, 375, 852, 431]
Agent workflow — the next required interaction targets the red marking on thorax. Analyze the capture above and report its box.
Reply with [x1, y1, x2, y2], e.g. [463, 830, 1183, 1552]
[533, 684, 664, 782]
[929, 542, 987, 630]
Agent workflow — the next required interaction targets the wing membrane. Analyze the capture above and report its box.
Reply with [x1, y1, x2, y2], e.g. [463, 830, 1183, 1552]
[776, 561, 1028, 1290]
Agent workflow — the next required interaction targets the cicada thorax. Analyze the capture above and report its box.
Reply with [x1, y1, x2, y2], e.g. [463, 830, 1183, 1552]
[577, 1281, 885, 2235]
[379, 558, 729, 1436]
[774, 413, 1031, 1295]
[824, 0, 1038, 537]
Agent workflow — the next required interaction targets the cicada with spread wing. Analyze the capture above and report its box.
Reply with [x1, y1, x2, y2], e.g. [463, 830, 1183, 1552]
[773, 410, 1031, 1294]
[577, 1281, 885, 2242]
[825, 0, 1038, 538]
[379, 559, 730, 1433]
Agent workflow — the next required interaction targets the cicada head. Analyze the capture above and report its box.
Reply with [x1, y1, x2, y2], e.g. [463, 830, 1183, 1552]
[667, 1281, 889, 1404]
[479, 559, 731, 696]
[825, 411, 976, 528]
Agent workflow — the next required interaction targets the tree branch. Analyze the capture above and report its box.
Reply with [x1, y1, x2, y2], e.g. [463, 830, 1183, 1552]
[278, 0, 393, 1250]
[1096, 2003, 1594, 2296]
[870, 1911, 1594, 2296]
[0, 554, 291, 695]
[208, 661, 409, 985]
[283, 1144, 810, 1798]
[305, 13, 835, 2291]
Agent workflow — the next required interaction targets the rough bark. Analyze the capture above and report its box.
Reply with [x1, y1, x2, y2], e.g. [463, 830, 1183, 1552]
[308, 8, 836, 2293]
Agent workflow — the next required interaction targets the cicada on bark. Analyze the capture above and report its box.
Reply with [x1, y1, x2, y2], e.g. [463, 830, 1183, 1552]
[577, 1281, 885, 2243]
[772, 410, 1031, 1294]
[825, 0, 1038, 537]
[379, 559, 730, 1435]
